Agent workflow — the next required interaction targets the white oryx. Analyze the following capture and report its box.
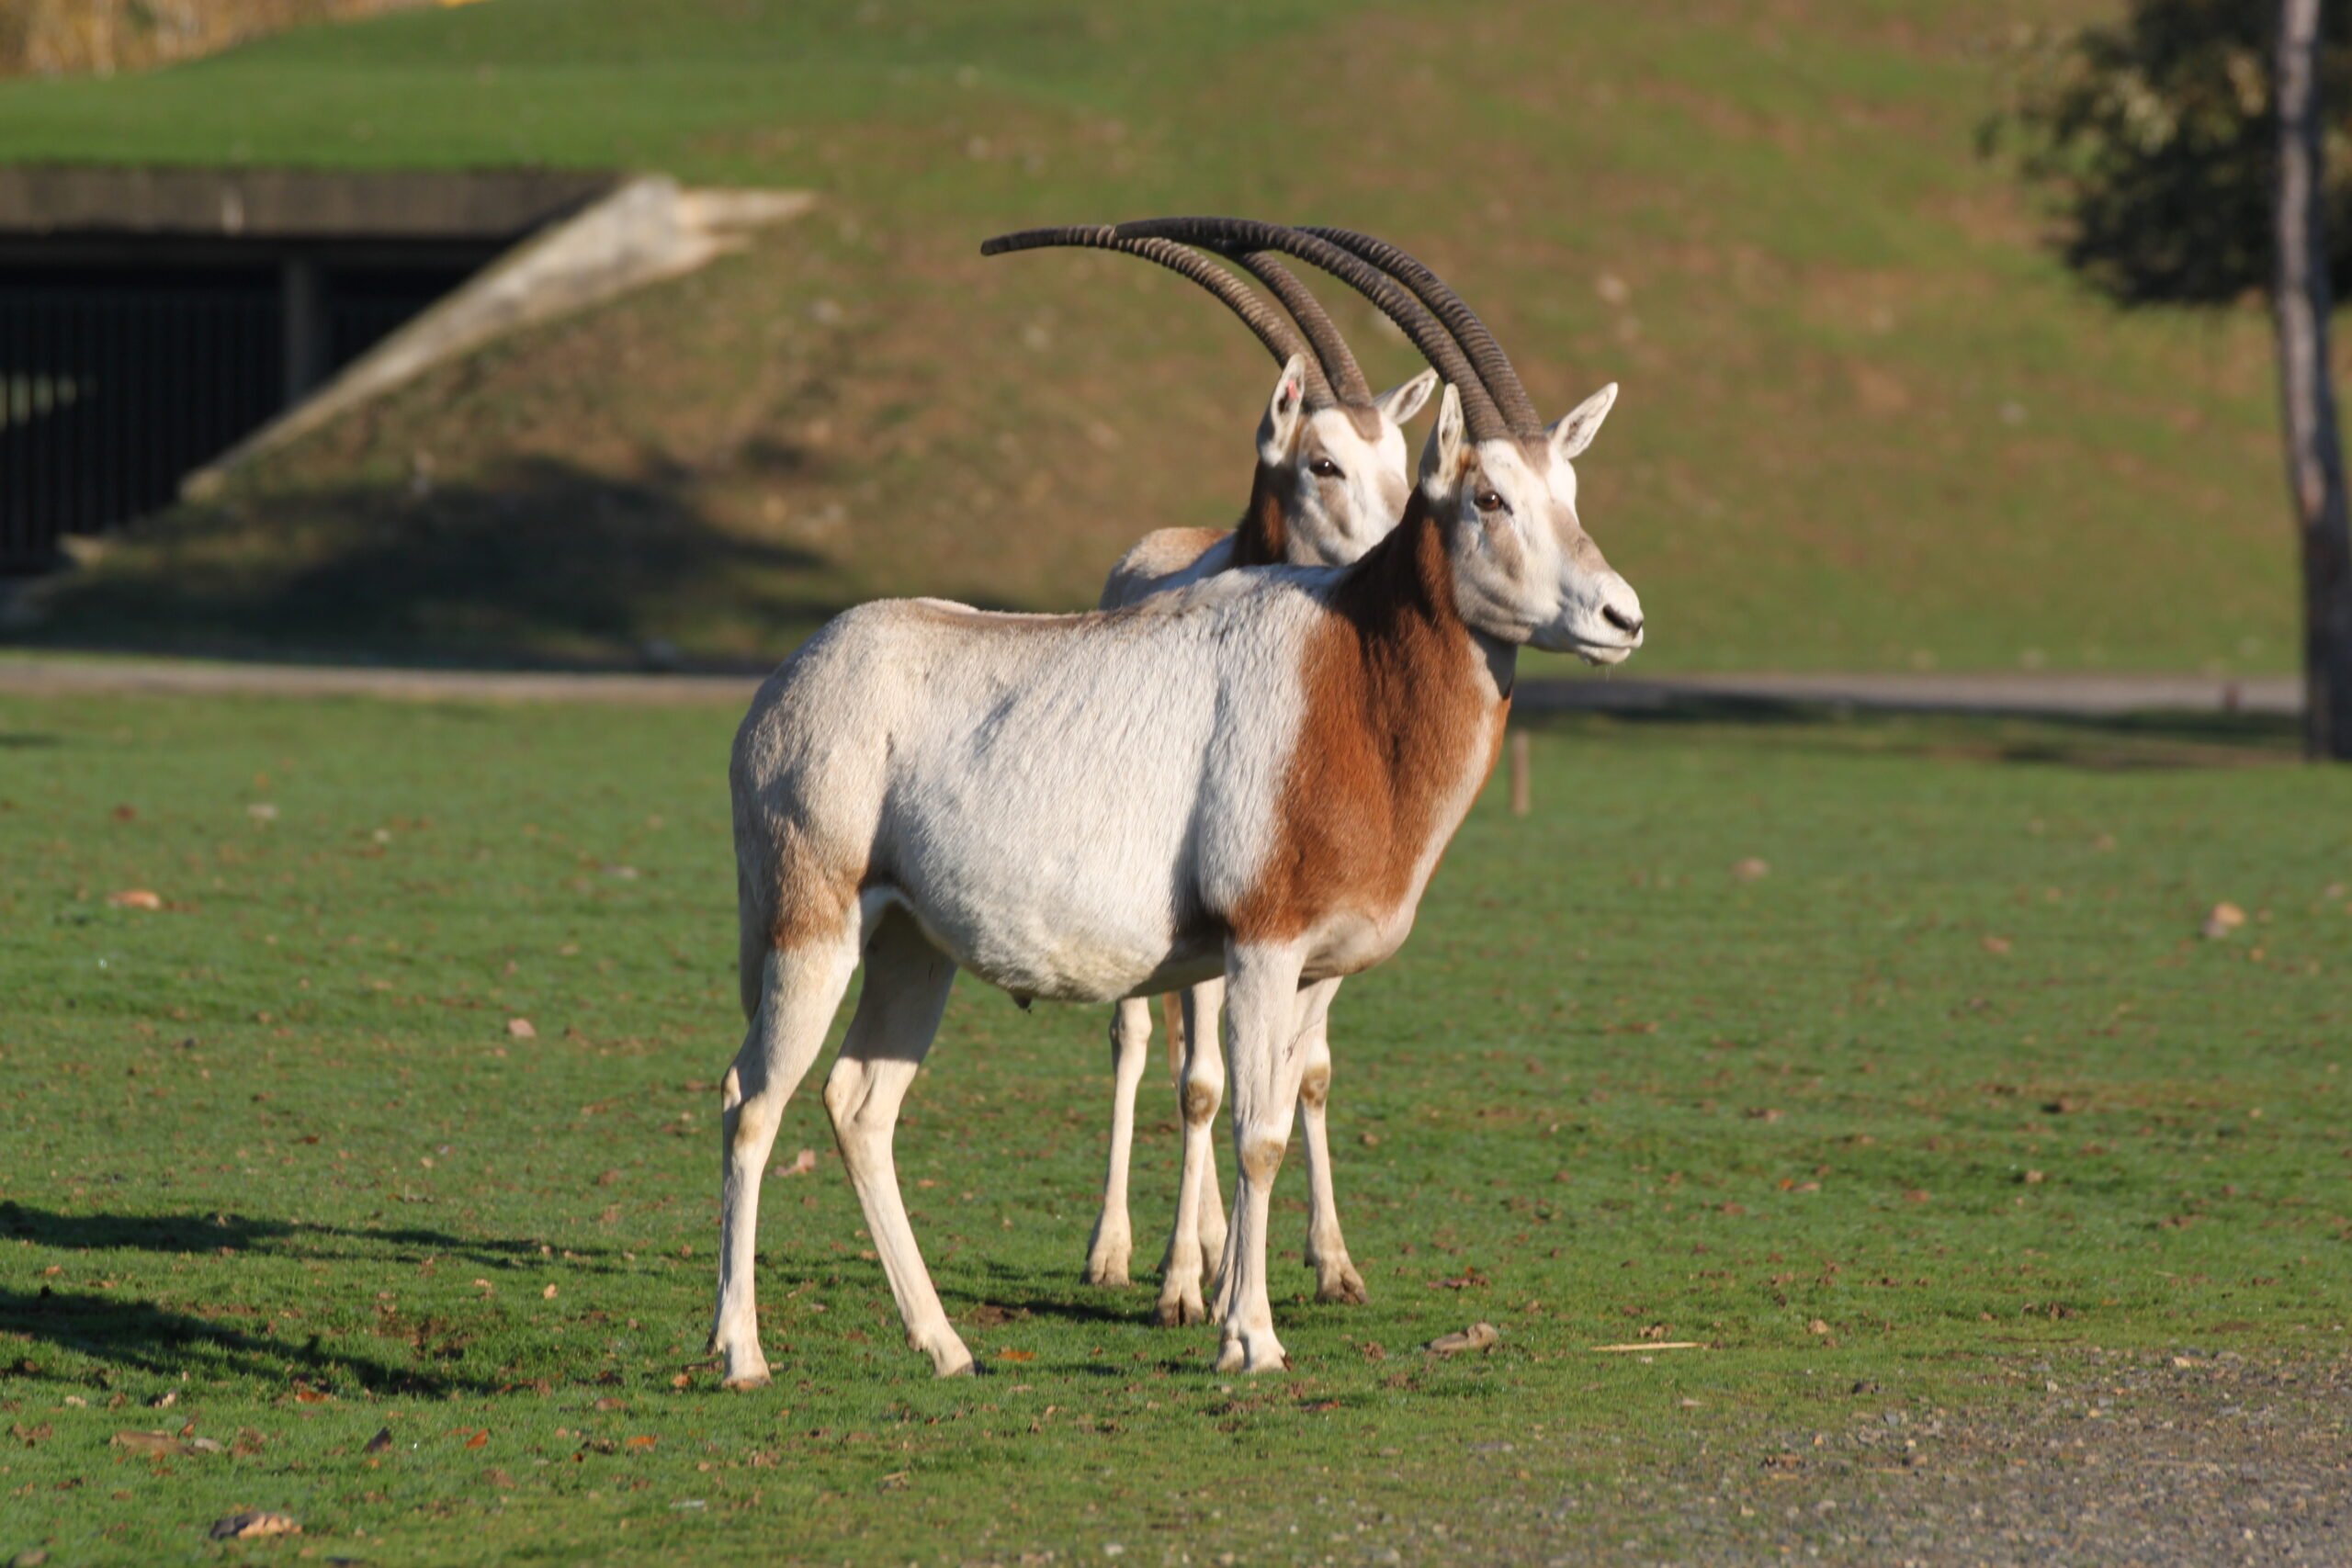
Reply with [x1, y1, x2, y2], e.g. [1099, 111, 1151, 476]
[982, 223, 1437, 1325]
[712, 217, 1644, 1381]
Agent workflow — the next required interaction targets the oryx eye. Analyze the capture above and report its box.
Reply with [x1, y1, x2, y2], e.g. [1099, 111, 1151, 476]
[1475, 489, 1506, 513]
[1308, 457, 1343, 479]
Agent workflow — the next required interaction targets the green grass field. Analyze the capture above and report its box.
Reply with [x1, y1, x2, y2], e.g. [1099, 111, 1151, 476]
[0, 0, 2309, 676]
[4, 689, 2348, 1562]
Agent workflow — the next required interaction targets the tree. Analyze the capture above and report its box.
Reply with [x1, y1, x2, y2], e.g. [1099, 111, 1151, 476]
[1995, 0, 2352, 757]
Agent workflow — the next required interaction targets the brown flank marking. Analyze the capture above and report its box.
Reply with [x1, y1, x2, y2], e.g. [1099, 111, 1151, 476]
[1231, 492, 1508, 945]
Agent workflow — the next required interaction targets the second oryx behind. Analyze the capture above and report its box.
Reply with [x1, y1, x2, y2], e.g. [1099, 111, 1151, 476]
[982, 224, 1436, 1325]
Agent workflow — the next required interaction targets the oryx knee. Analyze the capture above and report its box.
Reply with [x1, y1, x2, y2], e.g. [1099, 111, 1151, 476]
[1238, 1123, 1288, 1184]
[1182, 1075, 1224, 1127]
[820, 1058, 870, 1135]
[1298, 1061, 1331, 1111]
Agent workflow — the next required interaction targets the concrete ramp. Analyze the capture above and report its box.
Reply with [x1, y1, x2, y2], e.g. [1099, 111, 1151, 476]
[185, 176, 813, 495]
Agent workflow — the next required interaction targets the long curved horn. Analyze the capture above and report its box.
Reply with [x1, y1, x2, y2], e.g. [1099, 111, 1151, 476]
[979, 225, 1333, 408]
[1110, 217, 1508, 443]
[1300, 226, 1543, 435]
[1226, 253, 1373, 407]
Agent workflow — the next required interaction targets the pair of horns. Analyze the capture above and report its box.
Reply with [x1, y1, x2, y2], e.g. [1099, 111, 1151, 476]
[979, 225, 1371, 410]
[980, 218, 1542, 444]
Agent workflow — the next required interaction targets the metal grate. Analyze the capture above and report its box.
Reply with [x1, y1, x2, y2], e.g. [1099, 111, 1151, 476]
[1, 267, 279, 572]
[0, 259, 473, 573]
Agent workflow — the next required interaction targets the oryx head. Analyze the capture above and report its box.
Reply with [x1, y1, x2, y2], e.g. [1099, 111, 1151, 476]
[1107, 220, 1643, 664]
[980, 226, 1433, 569]
[1250, 351, 1434, 568]
[1415, 378, 1640, 662]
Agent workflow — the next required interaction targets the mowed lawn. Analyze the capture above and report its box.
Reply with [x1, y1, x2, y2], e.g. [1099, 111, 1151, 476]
[2, 690, 2349, 1564]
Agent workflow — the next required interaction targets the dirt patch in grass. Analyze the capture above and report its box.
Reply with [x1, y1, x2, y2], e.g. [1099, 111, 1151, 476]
[1634, 1351, 2352, 1565]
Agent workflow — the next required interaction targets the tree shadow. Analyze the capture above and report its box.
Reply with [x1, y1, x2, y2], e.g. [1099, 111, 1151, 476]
[1515, 692, 2301, 772]
[18, 453, 860, 671]
[0, 1201, 625, 1273]
[0, 1283, 503, 1397]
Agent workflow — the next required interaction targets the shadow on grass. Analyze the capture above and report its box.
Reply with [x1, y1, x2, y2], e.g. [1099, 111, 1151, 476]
[1521, 695, 2302, 771]
[0, 1284, 503, 1397]
[20, 454, 856, 671]
[0, 1202, 623, 1272]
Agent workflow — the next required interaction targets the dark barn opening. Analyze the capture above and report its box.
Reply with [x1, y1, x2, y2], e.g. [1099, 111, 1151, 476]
[0, 166, 613, 574]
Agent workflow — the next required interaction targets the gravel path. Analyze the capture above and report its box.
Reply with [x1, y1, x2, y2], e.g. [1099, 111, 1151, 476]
[0, 654, 2302, 717]
[1460, 1350, 2352, 1566]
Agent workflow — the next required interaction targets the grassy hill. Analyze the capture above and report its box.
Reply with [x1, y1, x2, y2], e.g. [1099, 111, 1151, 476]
[0, 0, 2298, 675]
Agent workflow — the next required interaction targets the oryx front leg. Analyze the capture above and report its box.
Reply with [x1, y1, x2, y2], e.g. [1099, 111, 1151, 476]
[820, 913, 970, 1377]
[1155, 977, 1225, 1327]
[1212, 942, 1310, 1374]
[710, 936, 858, 1391]
[1293, 979, 1365, 1304]
[1082, 998, 1154, 1288]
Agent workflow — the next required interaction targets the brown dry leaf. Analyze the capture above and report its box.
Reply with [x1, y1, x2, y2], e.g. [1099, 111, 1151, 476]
[363, 1427, 393, 1454]
[147, 1390, 178, 1410]
[290, 1383, 331, 1404]
[1732, 857, 1770, 882]
[776, 1147, 817, 1178]
[1808, 1318, 1832, 1336]
[998, 1348, 1037, 1363]
[1591, 1341, 1703, 1352]
[463, 1429, 488, 1450]
[107, 889, 163, 910]
[2021, 1169, 2046, 1185]
[208, 1511, 300, 1541]
[668, 1372, 691, 1390]
[1424, 1322, 1499, 1356]
[1903, 1189, 1933, 1202]
[542, 1284, 559, 1300]
[2201, 901, 2247, 940]
[594, 1397, 628, 1412]
[627, 1435, 658, 1450]
[1981, 935, 2012, 955]
[507, 1017, 537, 1040]
[110, 1429, 183, 1456]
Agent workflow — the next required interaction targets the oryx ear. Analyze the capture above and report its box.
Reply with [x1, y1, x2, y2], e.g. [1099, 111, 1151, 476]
[1257, 353, 1311, 465]
[1419, 382, 1465, 491]
[1374, 366, 1438, 428]
[1548, 381, 1618, 462]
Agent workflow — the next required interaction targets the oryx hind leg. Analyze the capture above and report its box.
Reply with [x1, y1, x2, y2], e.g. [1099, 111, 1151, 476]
[1155, 976, 1225, 1326]
[820, 910, 970, 1377]
[1082, 998, 1155, 1288]
[1293, 979, 1365, 1304]
[710, 931, 859, 1390]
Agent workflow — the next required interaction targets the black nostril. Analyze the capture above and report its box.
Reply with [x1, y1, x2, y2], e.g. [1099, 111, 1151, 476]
[1603, 604, 1643, 637]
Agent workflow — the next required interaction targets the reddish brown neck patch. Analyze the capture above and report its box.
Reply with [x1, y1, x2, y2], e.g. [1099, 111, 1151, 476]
[1231, 459, 1289, 569]
[1230, 494, 1510, 945]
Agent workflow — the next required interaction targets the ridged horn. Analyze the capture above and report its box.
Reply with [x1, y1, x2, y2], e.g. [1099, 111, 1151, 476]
[979, 225, 1332, 408]
[1108, 217, 1508, 443]
[1301, 226, 1544, 434]
[1226, 253, 1373, 407]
